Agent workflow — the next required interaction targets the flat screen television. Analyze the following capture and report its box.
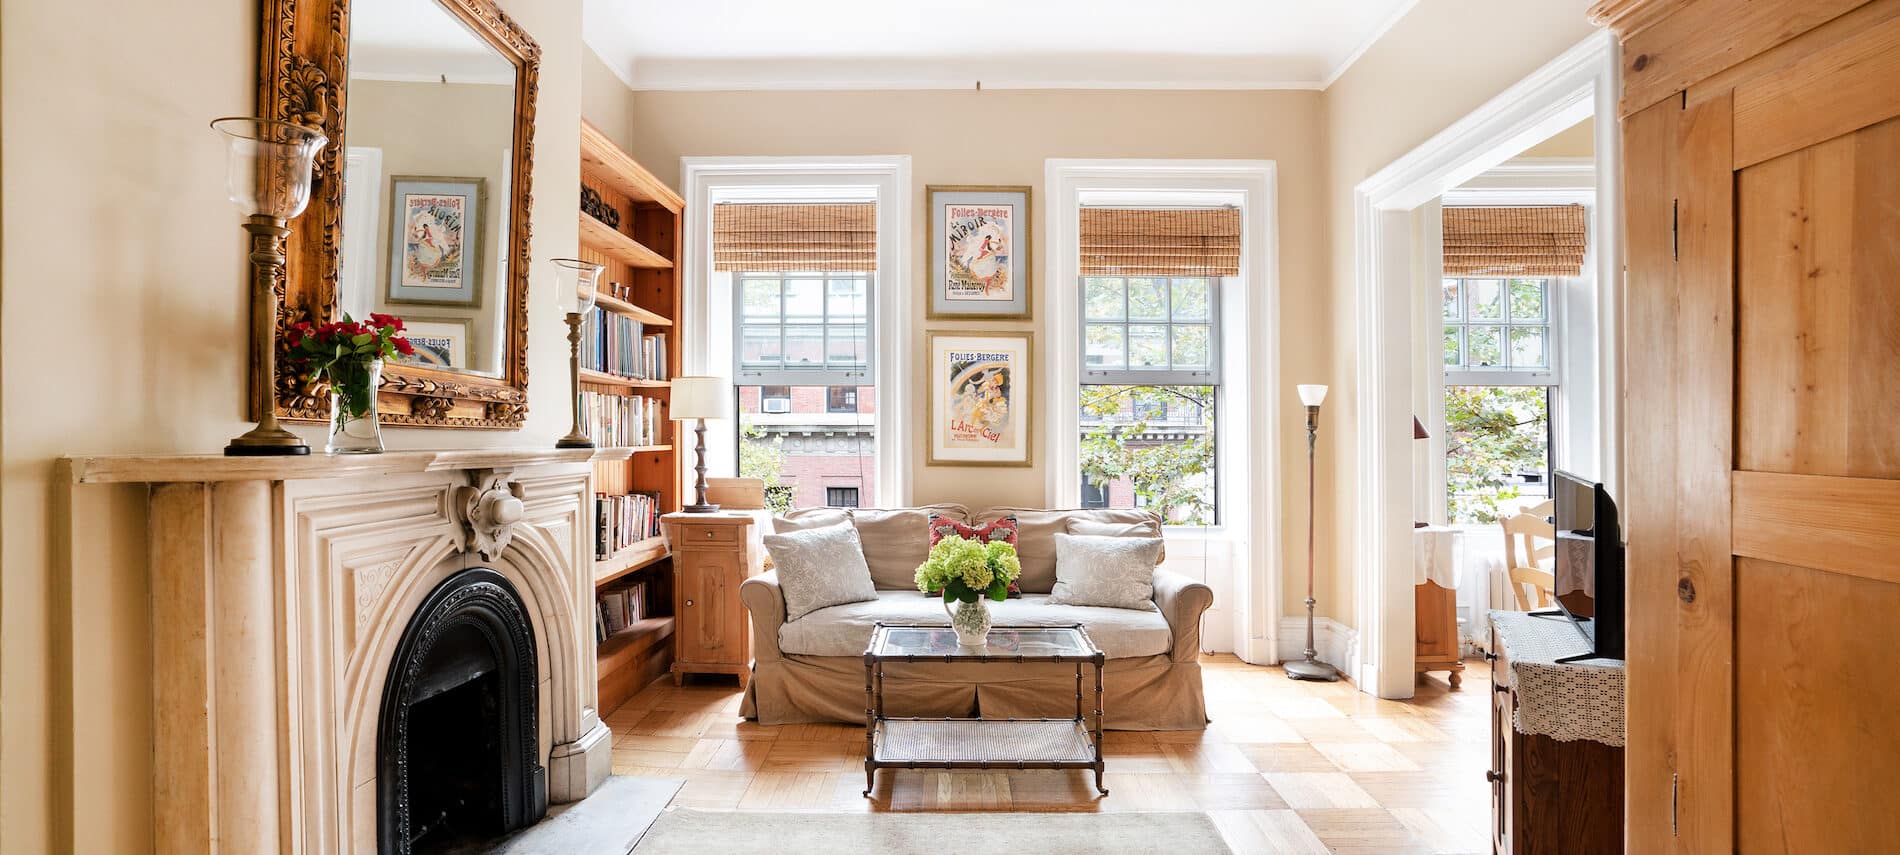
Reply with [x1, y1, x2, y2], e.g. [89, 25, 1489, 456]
[1550, 470, 1624, 661]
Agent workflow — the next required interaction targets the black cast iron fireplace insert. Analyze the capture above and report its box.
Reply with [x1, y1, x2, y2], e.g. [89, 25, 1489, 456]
[377, 568, 547, 854]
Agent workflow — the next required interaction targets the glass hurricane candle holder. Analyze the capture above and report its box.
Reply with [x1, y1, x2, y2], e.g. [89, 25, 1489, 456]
[552, 258, 605, 449]
[214, 116, 327, 457]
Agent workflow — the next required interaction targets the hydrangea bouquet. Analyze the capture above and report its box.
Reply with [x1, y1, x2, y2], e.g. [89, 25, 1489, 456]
[914, 536, 1021, 645]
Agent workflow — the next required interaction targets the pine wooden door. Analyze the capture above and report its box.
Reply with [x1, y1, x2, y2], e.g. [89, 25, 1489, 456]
[1617, 1, 1900, 851]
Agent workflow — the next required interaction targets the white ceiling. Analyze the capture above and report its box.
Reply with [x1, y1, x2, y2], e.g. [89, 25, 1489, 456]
[352, 0, 515, 85]
[583, 0, 1418, 91]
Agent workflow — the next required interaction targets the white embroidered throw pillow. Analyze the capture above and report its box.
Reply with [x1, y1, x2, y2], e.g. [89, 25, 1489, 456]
[1047, 532, 1162, 611]
[763, 523, 878, 622]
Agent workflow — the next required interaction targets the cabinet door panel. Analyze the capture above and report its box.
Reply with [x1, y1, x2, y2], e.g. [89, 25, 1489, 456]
[676, 551, 740, 664]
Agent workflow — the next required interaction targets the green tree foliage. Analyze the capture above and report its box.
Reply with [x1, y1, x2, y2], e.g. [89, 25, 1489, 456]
[1444, 386, 1549, 524]
[738, 423, 794, 513]
[1078, 385, 1215, 525]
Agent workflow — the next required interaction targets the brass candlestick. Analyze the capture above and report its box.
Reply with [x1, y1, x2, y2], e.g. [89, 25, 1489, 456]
[556, 310, 593, 448]
[550, 259, 605, 449]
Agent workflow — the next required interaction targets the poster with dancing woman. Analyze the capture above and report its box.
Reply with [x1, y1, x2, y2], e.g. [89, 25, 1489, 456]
[927, 331, 1034, 466]
[928, 186, 1031, 320]
[385, 175, 485, 307]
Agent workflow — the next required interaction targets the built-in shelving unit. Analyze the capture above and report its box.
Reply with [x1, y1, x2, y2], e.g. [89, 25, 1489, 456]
[580, 118, 687, 714]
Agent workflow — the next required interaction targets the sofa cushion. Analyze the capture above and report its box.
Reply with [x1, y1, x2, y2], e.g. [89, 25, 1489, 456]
[778, 591, 1172, 659]
[776, 504, 970, 590]
[1048, 532, 1163, 611]
[925, 514, 1021, 596]
[762, 524, 879, 622]
[971, 508, 1165, 593]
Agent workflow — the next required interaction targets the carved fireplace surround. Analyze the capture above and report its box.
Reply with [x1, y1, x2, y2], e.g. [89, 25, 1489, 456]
[63, 449, 614, 854]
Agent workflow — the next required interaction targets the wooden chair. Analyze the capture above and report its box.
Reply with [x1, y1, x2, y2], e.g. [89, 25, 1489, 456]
[1500, 511, 1556, 610]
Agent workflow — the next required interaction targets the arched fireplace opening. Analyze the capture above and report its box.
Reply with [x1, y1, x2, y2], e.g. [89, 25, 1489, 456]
[377, 568, 547, 854]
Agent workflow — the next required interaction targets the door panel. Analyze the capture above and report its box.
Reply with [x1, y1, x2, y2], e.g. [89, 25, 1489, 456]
[1620, 97, 1684, 854]
[1736, 116, 1900, 478]
[1734, 557, 1900, 851]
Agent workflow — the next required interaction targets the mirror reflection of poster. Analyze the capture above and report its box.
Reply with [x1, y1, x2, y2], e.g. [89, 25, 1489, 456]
[385, 176, 485, 307]
[928, 186, 1031, 320]
[393, 318, 471, 371]
[928, 331, 1033, 466]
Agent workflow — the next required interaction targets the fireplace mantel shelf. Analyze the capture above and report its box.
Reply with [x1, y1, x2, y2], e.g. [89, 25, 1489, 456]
[62, 446, 633, 484]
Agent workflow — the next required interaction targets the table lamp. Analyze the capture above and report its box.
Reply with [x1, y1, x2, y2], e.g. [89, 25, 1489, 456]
[215, 116, 327, 456]
[670, 376, 732, 513]
[551, 258, 604, 449]
[1287, 383, 1341, 682]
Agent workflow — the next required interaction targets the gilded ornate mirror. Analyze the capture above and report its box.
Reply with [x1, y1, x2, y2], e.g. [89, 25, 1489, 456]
[260, 0, 538, 428]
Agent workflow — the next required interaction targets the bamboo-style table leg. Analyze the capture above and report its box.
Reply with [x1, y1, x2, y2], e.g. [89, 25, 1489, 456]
[862, 653, 875, 796]
[1093, 657, 1108, 795]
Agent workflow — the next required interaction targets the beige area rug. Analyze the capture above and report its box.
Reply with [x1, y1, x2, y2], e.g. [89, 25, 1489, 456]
[632, 808, 1234, 854]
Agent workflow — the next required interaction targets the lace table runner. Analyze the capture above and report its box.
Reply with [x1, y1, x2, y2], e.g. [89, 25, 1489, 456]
[1489, 610, 1625, 747]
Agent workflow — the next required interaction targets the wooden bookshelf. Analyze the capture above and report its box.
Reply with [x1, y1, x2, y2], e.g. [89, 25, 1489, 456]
[595, 536, 670, 586]
[580, 118, 687, 716]
[580, 212, 673, 269]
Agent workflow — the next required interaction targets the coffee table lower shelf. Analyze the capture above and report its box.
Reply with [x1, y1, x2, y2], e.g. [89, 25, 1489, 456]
[865, 718, 1104, 795]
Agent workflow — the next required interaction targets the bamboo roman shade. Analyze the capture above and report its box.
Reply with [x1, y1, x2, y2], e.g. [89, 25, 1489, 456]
[1442, 205, 1587, 277]
[1079, 207, 1241, 277]
[712, 202, 877, 272]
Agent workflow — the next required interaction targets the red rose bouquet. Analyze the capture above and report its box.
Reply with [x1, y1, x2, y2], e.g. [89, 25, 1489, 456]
[285, 313, 414, 449]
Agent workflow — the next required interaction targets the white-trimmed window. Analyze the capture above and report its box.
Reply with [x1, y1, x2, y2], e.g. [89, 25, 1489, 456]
[1442, 277, 1554, 384]
[1441, 276, 1561, 523]
[736, 271, 872, 386]
[1073, 206, 1234, 526]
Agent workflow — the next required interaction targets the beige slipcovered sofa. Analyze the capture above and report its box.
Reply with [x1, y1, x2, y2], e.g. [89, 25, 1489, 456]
[738, 505, 1214, 730]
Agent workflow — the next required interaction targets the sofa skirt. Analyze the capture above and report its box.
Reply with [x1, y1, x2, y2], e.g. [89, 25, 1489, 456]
[740, 652, 1209, 731]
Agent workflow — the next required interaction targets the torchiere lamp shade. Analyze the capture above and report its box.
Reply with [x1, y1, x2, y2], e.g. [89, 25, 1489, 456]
[1297, 384, 1328, 407]
[670, 376, 732, 421]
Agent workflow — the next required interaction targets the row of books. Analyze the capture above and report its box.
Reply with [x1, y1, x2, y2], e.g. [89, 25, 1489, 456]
[580, 391, 664, 447]
[595, 579, 656, 641]
[595, 491, 661, 560]
[582, 308, 668, 380]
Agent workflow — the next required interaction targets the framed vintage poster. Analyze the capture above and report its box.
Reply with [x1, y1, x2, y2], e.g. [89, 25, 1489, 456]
[926, 331, 1034, 467]
[385, 175, 485, 307]
[927, 185, 1031, 320]
[393, 317, 473, 371]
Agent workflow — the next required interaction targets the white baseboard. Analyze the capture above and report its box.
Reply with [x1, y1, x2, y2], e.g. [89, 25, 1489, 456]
[1276, 616, 1360, 682]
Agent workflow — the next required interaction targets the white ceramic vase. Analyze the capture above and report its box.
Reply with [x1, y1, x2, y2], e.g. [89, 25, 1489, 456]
[943, 596, 992, 646]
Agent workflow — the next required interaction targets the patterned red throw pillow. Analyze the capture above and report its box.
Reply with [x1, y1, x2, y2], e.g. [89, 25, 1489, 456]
[925, 514, 1021, 597]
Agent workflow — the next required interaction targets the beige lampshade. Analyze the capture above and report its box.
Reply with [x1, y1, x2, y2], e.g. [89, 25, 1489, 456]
[670, 376, 732, 421]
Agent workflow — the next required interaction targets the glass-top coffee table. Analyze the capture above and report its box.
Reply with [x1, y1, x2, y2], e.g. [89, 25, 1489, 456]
[862, 622, 1107, 796]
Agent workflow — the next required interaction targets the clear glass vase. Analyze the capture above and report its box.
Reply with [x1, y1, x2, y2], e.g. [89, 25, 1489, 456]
[942, 596, 992, 646]
[327, 358, 385, 454]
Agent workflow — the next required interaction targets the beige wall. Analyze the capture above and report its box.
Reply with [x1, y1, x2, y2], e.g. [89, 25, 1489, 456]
[1318, 0, 1599, 623]
[582, 46, 638, 152]
[0, 0, 586, 849]
[1522, 116, 1596, 158]
[620, 87, 1330, 621]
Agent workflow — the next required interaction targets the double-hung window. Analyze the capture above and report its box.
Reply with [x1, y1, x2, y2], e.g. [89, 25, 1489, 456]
[1074, 206, 1234, 526]
[719, 201, 879, 511]
[1439, 204, 1585, 523]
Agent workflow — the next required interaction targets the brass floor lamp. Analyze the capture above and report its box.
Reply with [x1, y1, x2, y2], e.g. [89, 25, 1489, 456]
[1286, 383, 1341, 682]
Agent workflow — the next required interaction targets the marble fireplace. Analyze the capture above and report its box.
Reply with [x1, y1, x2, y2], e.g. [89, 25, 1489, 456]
[67, 450, 614, 854]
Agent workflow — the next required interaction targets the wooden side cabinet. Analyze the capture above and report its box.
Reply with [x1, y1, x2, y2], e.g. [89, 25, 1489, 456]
[663, 512, 757, 687]
[1488, 623, 1623, 854]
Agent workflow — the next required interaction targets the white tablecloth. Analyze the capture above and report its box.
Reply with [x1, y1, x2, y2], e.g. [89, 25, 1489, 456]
[1413, 526, 1462, 587]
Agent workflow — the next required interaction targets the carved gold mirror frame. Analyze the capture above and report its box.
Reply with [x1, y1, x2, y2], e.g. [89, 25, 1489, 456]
[259, 0, 539, 429]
